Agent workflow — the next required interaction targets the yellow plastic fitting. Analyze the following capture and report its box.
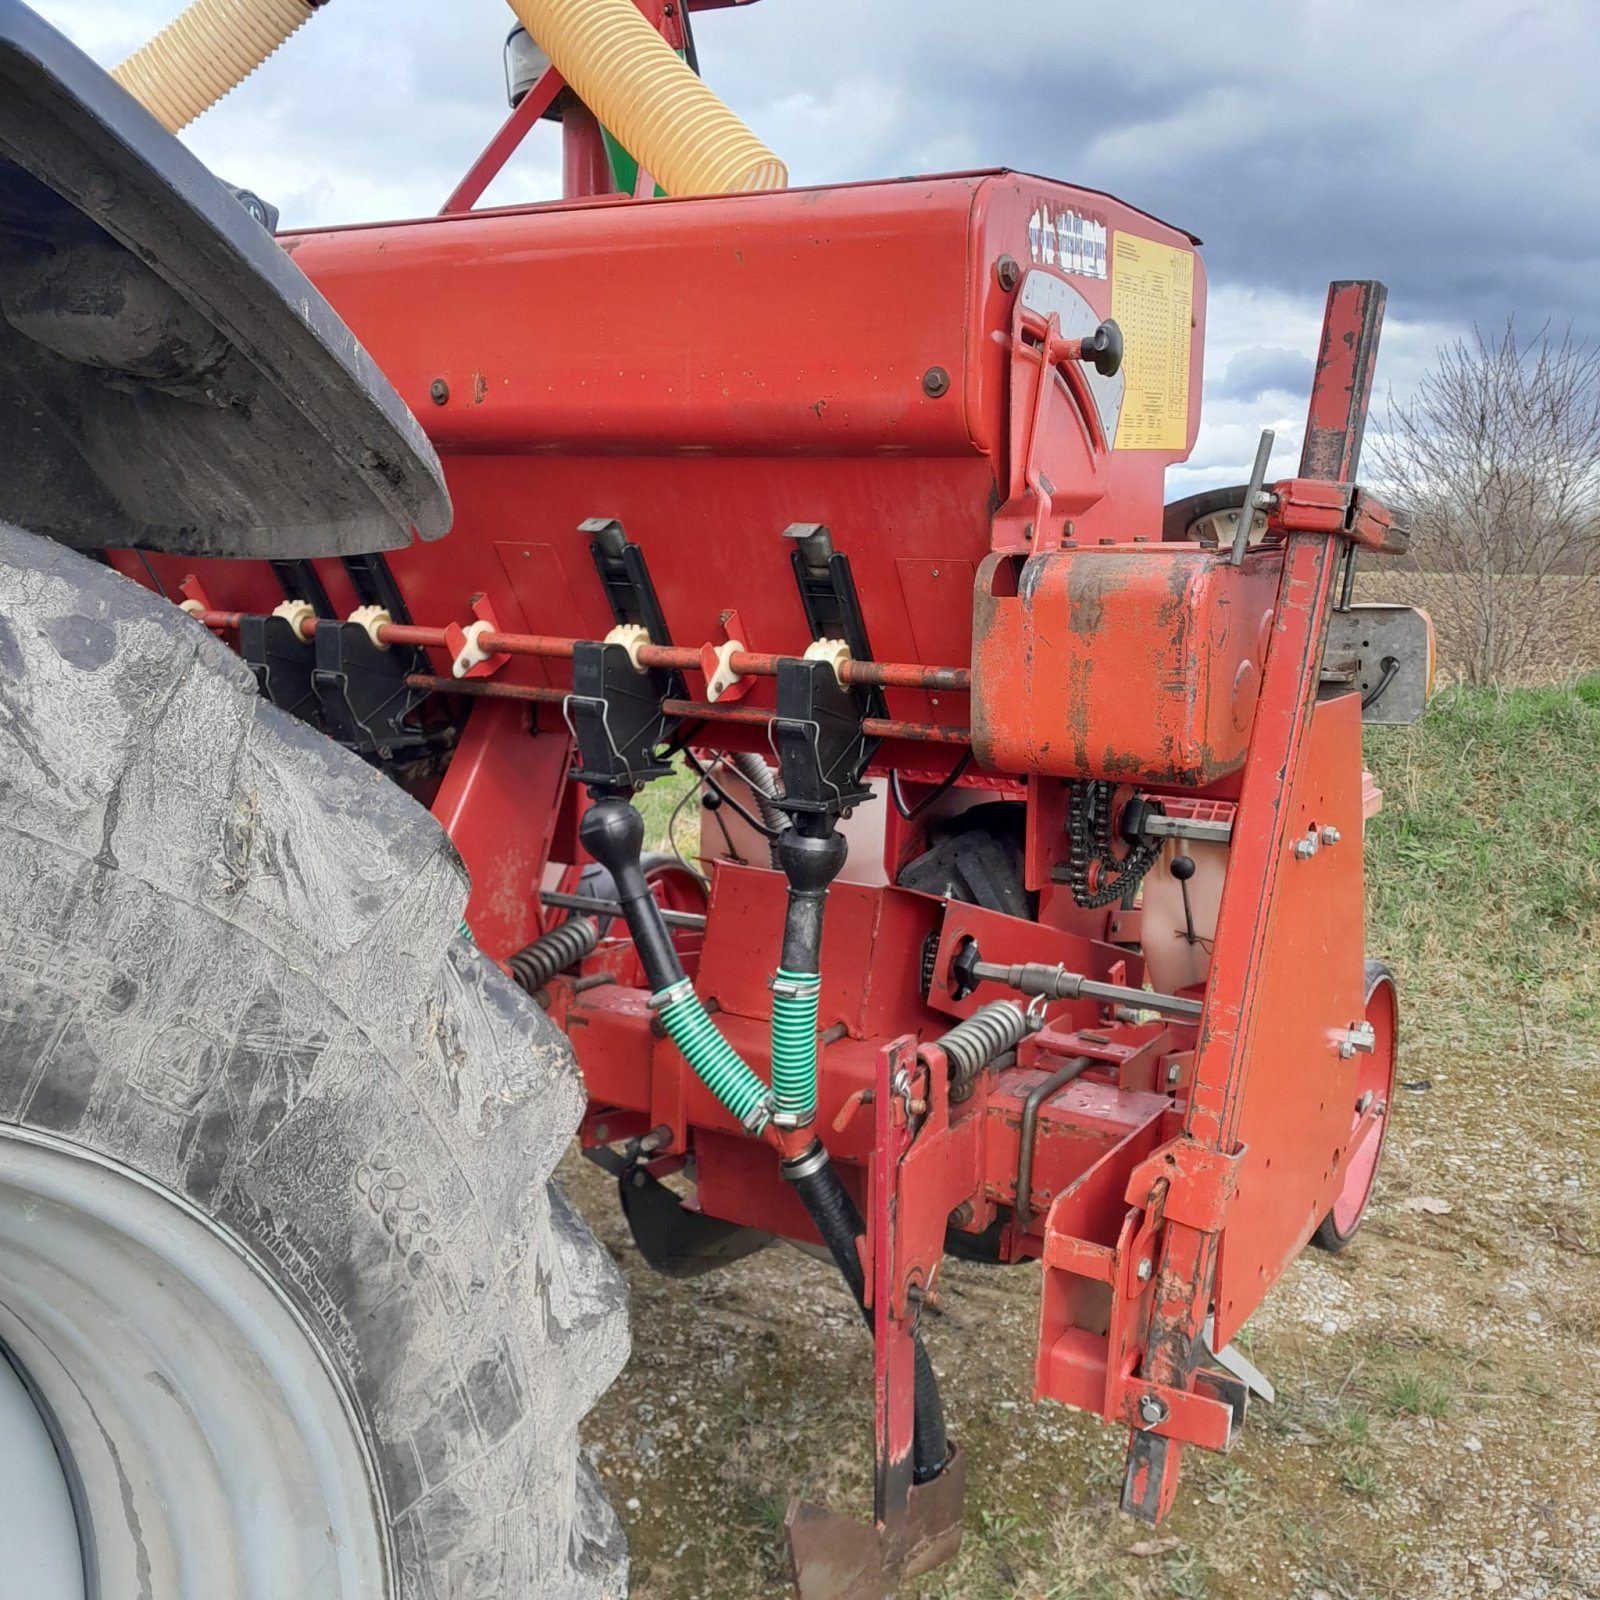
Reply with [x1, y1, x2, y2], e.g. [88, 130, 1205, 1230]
[505, 0, 786, 195]
[114, 0, 316, 133]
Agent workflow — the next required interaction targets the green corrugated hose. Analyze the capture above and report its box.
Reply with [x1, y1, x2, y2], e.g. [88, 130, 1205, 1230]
[654, 979, 773, 1134]
[770, 969, 820, 1126]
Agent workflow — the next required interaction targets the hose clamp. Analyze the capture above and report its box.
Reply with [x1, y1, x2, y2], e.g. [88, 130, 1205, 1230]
[743, 1095, 777, 1136]
[648, 978, 694, 1012]
[769, 974, 822, 1001]
[780, 1140, 832, 1183]
[770, 1109, 814, 1131]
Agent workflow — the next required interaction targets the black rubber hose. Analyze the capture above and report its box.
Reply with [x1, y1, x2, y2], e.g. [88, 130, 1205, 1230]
[783, 1143, 950, 1484]
[776, 826, 847, 973]
[578, 793, 683, 993]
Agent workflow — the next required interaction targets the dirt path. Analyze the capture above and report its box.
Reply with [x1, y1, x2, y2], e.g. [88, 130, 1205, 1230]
[571, 1020, 1599, 1600]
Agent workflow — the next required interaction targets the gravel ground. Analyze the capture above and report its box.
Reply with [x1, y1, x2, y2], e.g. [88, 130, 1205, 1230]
[568, 1016, 1599, 1599]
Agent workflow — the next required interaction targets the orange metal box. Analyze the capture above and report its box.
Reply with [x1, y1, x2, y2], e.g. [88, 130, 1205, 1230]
[971, 545, 1280, 785]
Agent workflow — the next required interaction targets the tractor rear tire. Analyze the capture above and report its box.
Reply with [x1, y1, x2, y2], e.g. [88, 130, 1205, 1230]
[0, 526, 628, 1598]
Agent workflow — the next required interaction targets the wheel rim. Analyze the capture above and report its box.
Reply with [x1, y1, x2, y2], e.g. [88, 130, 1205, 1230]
[0, 1338, 84, 1594]
[1330, 972, 1398, 1238]
[0, 1127, 390, 1600]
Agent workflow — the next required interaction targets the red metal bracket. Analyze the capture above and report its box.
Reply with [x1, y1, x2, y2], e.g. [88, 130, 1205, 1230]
[440, 66, 565, 216]
[783, 1036, 967, 1597]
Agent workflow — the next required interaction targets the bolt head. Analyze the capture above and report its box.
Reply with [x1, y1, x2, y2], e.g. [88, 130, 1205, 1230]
[1136, 1257, 1153, 1282]
[1321, 825, 1342, 846]
[429, 378, 450, 405]
[1295, 836, 1318, 860]
[922, 366, 951, 398]
[995, 254, 1021, 292]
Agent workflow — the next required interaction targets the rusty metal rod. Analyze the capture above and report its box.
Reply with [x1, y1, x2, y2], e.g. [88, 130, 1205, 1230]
[1015, 1056, 1092, 1232]
[188, 608, 964, 689]
[661, 698, 971, 747]
[403, 673, 567, 703]
[971, 958, 1202, 1021]
[540, 888, 707, 931]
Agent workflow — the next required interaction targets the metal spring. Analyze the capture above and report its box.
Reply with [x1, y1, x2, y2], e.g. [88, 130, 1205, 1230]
[936, 999, 1033, 1096]
[508, 917, 599, 995]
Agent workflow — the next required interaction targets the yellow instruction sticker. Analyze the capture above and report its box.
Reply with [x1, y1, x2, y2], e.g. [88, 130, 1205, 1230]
[1110, 233, 1194, 451]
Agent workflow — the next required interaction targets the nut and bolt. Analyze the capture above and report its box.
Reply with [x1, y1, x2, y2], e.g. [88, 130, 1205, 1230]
[949, 1200, 975, 1228]
[1321, 825, 1342, 846]
[429, 378, 450, 405]
[922, 366, 951, 398]
[995, 254, 1021, 292]
[1294, 834, 1319, 860]
[1166, 1061, 1183, 1087]
[1355, 1091, 1374, 1115]
[1137, 1393, 1169, 1428]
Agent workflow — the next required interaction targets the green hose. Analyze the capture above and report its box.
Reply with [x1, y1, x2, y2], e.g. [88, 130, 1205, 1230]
[655, 979, 774, 1133]
[770, 969, 820, 1126]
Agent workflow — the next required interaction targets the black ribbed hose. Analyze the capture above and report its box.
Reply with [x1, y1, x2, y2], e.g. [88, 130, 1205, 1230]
[783, 1143, 950, 1484]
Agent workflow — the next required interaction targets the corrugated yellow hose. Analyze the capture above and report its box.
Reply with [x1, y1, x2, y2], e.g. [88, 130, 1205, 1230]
[114, 0, 318, 133]
[504, 0, 785, 194]
[113, 0, 786, 197]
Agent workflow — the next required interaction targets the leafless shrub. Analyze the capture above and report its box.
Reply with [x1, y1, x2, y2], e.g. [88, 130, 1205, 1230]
[1371, 321, 1600, 684]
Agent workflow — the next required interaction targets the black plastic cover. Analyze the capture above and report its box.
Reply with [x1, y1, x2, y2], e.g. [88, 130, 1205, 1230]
[0, 1, 450, 556]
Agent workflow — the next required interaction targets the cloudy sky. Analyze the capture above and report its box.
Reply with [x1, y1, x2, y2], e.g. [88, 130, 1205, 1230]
[31, 0, 1600, 492]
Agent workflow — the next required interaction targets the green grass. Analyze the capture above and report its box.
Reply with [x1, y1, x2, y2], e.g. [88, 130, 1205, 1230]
[1379, 1370, 1453, 1420]
[1363, 675, 1600, 1055]
[634, 755, 705, 863]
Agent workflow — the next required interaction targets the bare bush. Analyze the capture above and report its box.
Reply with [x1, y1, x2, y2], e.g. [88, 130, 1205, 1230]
[1372, 321, 1600, 685]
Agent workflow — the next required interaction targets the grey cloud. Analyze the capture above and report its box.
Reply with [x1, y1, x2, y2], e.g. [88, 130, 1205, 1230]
[36, 0, 1598, 344]
[1214, 346, 1316, 404]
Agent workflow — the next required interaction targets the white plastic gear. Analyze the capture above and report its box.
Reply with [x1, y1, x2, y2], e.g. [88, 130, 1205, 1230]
[271, 600, 316, 641]
[803, 636, 852, 684]
[604, 623, 652, 673]
[348, 604, 393, 650]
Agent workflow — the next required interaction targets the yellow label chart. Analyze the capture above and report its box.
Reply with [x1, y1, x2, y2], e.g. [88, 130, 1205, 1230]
[1110, 233, 1194, 452]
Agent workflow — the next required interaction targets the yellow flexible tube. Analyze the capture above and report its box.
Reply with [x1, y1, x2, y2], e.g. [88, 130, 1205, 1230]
[113, 0, 316, 133]
[115, 0, 785, 194]
[505, 0, 786, 195]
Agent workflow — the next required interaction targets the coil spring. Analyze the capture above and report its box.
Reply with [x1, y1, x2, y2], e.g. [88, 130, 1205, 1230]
[508, 917, 599, 995]
[938, 1000, 1032, 1099]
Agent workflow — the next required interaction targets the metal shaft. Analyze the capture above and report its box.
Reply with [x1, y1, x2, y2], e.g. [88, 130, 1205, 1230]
[970, 959, 1202, 1021]
[539, 888, 707, 930]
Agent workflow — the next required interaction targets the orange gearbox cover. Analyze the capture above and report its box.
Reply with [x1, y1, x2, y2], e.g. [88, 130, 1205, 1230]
[971, 545, 1280, 785]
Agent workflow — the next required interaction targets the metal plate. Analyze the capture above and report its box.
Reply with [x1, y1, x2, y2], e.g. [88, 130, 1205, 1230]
[1324, 602, 1433, 725]
[1019, 268, 1125, 445]
[0, 0, 450, 556]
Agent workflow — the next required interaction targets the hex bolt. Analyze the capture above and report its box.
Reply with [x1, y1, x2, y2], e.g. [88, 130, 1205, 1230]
[995, 254, 1021, 292]
[1166, 1061, 1182, 1087]
[429, 378, 450, 405]
[949, 1200, 975, 1228]
[1136, 1257, 1153, 1282]
[1294, 835, 1319, 860]
[1355, 1091, 1374, 1115]
[923, 366, 951, 398]
[1138, 1393, 1169, 1428]
[1321, 825, 1342, 846]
